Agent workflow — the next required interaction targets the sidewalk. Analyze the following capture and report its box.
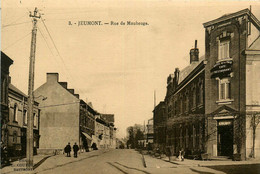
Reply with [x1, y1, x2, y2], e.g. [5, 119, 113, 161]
[156, 156, 260, 167]
[1, 154, 53, 174]
[1, 149, 109, 174]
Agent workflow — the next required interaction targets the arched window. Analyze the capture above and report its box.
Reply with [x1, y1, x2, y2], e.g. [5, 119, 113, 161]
[13, 104, 18, 122]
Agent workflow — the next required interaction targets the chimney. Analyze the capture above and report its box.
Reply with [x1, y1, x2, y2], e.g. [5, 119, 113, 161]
[174, 68, 180, 84]
[190, 40, 199, 64]
[47, 73, 59, 83]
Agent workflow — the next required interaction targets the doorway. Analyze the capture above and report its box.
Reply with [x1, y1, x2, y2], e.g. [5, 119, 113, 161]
[217, 124, 233, 156]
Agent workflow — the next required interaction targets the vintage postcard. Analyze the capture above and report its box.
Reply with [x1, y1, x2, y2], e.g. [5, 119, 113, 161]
[1, 0, 260, 173]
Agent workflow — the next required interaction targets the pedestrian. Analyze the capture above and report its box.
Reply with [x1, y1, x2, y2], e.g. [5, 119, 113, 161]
[178, 148, 185, 161]
[64, 142, 71, 157]
[91, 142, 98, 150]
[73, 142, 79, 158]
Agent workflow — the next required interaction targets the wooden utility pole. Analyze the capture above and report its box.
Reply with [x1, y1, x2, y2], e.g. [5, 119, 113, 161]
[27, 7, 40, 169]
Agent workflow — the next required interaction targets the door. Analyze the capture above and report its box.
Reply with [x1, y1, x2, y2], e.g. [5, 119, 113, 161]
[217, 124, 233, 156]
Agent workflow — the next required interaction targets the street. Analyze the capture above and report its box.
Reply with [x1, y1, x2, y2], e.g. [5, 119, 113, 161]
[3, 149, 259, 174]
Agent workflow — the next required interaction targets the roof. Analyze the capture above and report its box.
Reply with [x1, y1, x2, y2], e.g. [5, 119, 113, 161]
[9, 83, 27, 97]
[101, 114, 115, 123]
[203, 8, 260, 30]
[178, 55, 205, 84]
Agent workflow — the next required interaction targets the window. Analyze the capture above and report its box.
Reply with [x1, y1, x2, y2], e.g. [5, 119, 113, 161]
[13, 104, 18, 122]
[218, 40, 230, 60]
[174, 101, 177, 115]
[218, 78, 231, 100]
[180, 97, 183, 114]
[186, 94, 189, 112]
[199, 83, 203, 104]
[193, 88, 196, 108]
[33, 113, 37, 127]
[13, 131, 17, 143]
[23, 110, 27, 125]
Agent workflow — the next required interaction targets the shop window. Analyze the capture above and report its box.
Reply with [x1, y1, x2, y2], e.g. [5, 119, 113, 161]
[218, 78, 231, 100]
[218, 40, 230, 60]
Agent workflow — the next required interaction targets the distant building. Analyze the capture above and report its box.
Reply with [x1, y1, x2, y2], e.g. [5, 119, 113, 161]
[146, 118, 154, 144]
[80, 100, 96, 151]
[153, 101, 166, 151]
[102, 114, 117, 148]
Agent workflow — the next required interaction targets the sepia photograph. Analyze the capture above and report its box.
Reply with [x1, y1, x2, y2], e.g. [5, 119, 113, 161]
[1, 0, 260, 173]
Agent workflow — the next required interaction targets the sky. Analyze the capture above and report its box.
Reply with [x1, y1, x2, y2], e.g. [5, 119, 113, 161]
[2, 0, 260, 138]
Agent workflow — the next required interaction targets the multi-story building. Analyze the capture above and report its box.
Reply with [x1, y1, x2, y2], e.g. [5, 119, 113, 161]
[102, 114, 117, 148]
[164, 9, 260, 160]
[203, 8, 260, 160]
[165, 40, 205, 157]
[80, 100, 96, 151]
[34, 73, 94, 153]
[8, 81, 40, 157]
[153, 101, 166, 152]
[1, 52, 13, 147]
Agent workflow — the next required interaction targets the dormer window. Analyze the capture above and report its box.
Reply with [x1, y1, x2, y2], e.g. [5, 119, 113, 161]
[218, 40, 230, 60]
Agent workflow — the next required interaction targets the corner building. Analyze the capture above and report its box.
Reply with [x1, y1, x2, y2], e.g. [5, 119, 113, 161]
[203, 9, 260, 160]
[165, 9, 260, 160]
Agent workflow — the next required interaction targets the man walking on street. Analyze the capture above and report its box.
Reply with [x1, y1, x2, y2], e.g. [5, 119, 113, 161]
[65, 142, 71, 157]
[73, 142, 79, 158]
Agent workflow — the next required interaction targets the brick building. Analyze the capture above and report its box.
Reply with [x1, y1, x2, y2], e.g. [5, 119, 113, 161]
[80, 100, 96, 151]
[8, 82, 40, 157]
[164, 9, 260, 160]
[1, 52, 13, 147]
[153, 101, 166, 152]
[165, 40, 206, 157]
[203, 9, 260, 160]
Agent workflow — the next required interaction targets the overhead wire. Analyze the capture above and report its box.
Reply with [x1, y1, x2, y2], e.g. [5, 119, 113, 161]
[2, 21, 32, 28]
[2, 31, 32, 51]
[39, 17, 84, 95]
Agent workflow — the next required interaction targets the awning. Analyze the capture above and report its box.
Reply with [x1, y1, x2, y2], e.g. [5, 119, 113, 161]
[81, 132, 92, 141]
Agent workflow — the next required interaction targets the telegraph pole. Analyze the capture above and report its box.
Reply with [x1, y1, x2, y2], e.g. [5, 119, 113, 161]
[27, 7, 40, 169]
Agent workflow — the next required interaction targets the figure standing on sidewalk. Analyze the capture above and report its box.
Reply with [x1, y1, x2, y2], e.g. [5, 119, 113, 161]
[64, 142, 71, 157]
[73, 142, 79, 158]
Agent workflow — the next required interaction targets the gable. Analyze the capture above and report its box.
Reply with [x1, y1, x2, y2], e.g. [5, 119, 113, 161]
[210, 105, 237, 117]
